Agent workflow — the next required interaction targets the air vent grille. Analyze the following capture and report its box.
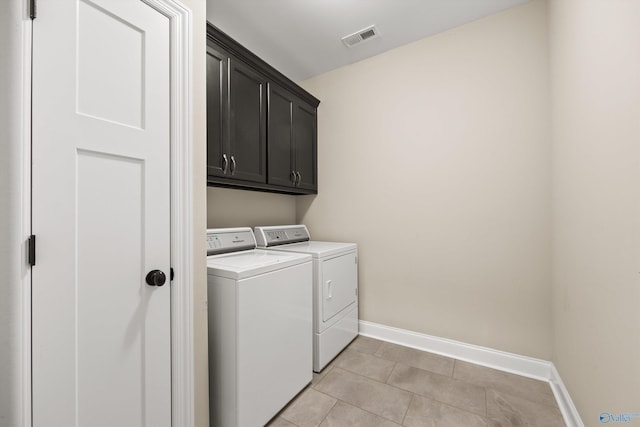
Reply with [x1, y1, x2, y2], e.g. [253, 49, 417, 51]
[359, 29, 376, 40]
[341, 25, 379, 48]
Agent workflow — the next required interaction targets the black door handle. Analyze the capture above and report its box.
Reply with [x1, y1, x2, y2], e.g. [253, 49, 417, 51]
[146, 270, 166, 287]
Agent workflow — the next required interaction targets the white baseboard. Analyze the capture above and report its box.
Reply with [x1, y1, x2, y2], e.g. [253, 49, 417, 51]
[550, 364, 585, 427]
[358, 320, 583, 427]
[358, 320, 551, 381]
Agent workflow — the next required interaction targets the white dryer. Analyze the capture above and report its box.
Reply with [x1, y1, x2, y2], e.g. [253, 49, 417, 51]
[206, 227, 312, 427]
[254, 225, 358, 372]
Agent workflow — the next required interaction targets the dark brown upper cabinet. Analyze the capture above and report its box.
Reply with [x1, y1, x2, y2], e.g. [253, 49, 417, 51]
[207, 46, 267, 184]
[206, 23, 320, 195]
[206, 44, 227, 178]
[293, 101, 318, 191]
[227, 57, 267, 183]
[267, 83, 317, 191]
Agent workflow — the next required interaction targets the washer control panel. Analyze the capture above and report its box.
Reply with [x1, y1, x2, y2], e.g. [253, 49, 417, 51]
[206, 227, 257, 255]
[254, 225, 310, 247]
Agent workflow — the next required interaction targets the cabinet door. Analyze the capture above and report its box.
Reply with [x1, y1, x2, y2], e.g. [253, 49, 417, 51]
[267, 83, 295, 188]
[206, 44, 229, 178]
[229, 57, 267, 183]
[293, 100, 317, 192]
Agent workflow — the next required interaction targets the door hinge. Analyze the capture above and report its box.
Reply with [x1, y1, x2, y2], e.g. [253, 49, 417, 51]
[29, 0, 36, 20]
[28, 235, 36, 266]
[170, 267, 174, 281]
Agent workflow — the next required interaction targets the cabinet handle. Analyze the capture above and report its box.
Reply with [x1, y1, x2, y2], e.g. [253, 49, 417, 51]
[222, 154, 228, 175]
[230, 155, 236, 176]
[296, 171, 302, 186]
[291, 171, 297, 185]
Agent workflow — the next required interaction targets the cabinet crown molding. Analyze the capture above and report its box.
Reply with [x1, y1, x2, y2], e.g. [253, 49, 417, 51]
[206, 22, 320, 108]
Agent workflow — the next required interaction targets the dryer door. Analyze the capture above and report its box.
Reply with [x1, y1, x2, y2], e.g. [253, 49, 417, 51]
[321, 252, 357, 322]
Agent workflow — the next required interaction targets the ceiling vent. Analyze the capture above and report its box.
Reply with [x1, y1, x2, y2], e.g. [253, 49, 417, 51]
[341, 25, 380, 48]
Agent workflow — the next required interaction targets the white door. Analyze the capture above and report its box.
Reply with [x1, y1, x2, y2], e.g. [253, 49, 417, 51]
[31, 1, 171, 426]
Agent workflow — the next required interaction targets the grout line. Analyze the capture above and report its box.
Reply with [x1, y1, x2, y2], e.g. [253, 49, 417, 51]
[384, 362, 397, 384]
[276, 337, 561, 426]
[484, 387, 488, 417]
[323, 366, 491, 423]
[334, 352, 400, 384]
[316, 396, 338, 427]
[485, 385, 564, 412]
[371, 340, 462, 379]
[424, 393, 497, 423]
[314, 388, 339, 401]
[316, 368, 409, 425]
[330, 365, 408, 391]
[311, 365, 334, 391]
[400, 393, 415, 425]
[280, 388, 338, 427]
[315, 335, 561, 425]
[451, 361, 563, 411]
[382, 340, 561, 412]
[385, 364, 489, 418]
[337, 397, 405, 426]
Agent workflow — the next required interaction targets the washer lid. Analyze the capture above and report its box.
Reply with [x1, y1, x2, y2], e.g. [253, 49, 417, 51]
[268, 241, 357, 259]
[207, 249, 311, 280]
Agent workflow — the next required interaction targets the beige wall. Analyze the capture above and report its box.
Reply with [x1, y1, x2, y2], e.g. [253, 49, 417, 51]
[207, 187, 296, 228]
[298, 0, 552, 359]
[202, 0, 640, 422]
[549, 0, 640, 424]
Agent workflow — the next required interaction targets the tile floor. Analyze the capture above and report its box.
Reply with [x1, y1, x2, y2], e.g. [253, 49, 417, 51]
[267, 336, 566, 427]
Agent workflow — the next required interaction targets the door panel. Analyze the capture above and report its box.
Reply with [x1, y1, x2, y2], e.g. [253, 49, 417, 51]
[321, 253, 358, 322]
[32, 1, 171, 426]
[229, 57, 267, 183]
[267, 83, 295, 187]
[77, 151, 146, 425]
[77, 0, 144, 128]
[294, 101, 317, 191]
[207, 44, 228, 178]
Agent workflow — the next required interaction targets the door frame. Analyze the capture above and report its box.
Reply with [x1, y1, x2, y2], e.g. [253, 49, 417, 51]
[142, 1, 195, 425]
[22, 0, 197, 425]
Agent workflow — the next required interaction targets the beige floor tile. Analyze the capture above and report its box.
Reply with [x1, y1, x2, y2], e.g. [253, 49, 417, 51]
[333, 348, 396, 382]
[348, 335, 385, 355]
[374, 342, 455, 377]
[311, 363, 334, 388]
[454, 361, 557, 408]
[387, 363, 486, 416]
[281, 388, 337, 427]
[403, 394, 500, 427]
[319, 401, 402, 427]
[315, 367, 412, 424]
[486, 389, 566, 427]
[267, 416, 298, 427]
[276, 339, 564, 427]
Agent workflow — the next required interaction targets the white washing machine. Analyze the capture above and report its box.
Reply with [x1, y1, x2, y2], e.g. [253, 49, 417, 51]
[206, 227, 312, 427]
[254, 225, 358, 372]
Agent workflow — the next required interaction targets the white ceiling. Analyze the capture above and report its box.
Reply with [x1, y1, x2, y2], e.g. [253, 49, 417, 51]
[206, 0, 530, 82]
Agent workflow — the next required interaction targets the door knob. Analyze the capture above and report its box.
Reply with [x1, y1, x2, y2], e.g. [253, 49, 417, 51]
[146, 270, 166, 287]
